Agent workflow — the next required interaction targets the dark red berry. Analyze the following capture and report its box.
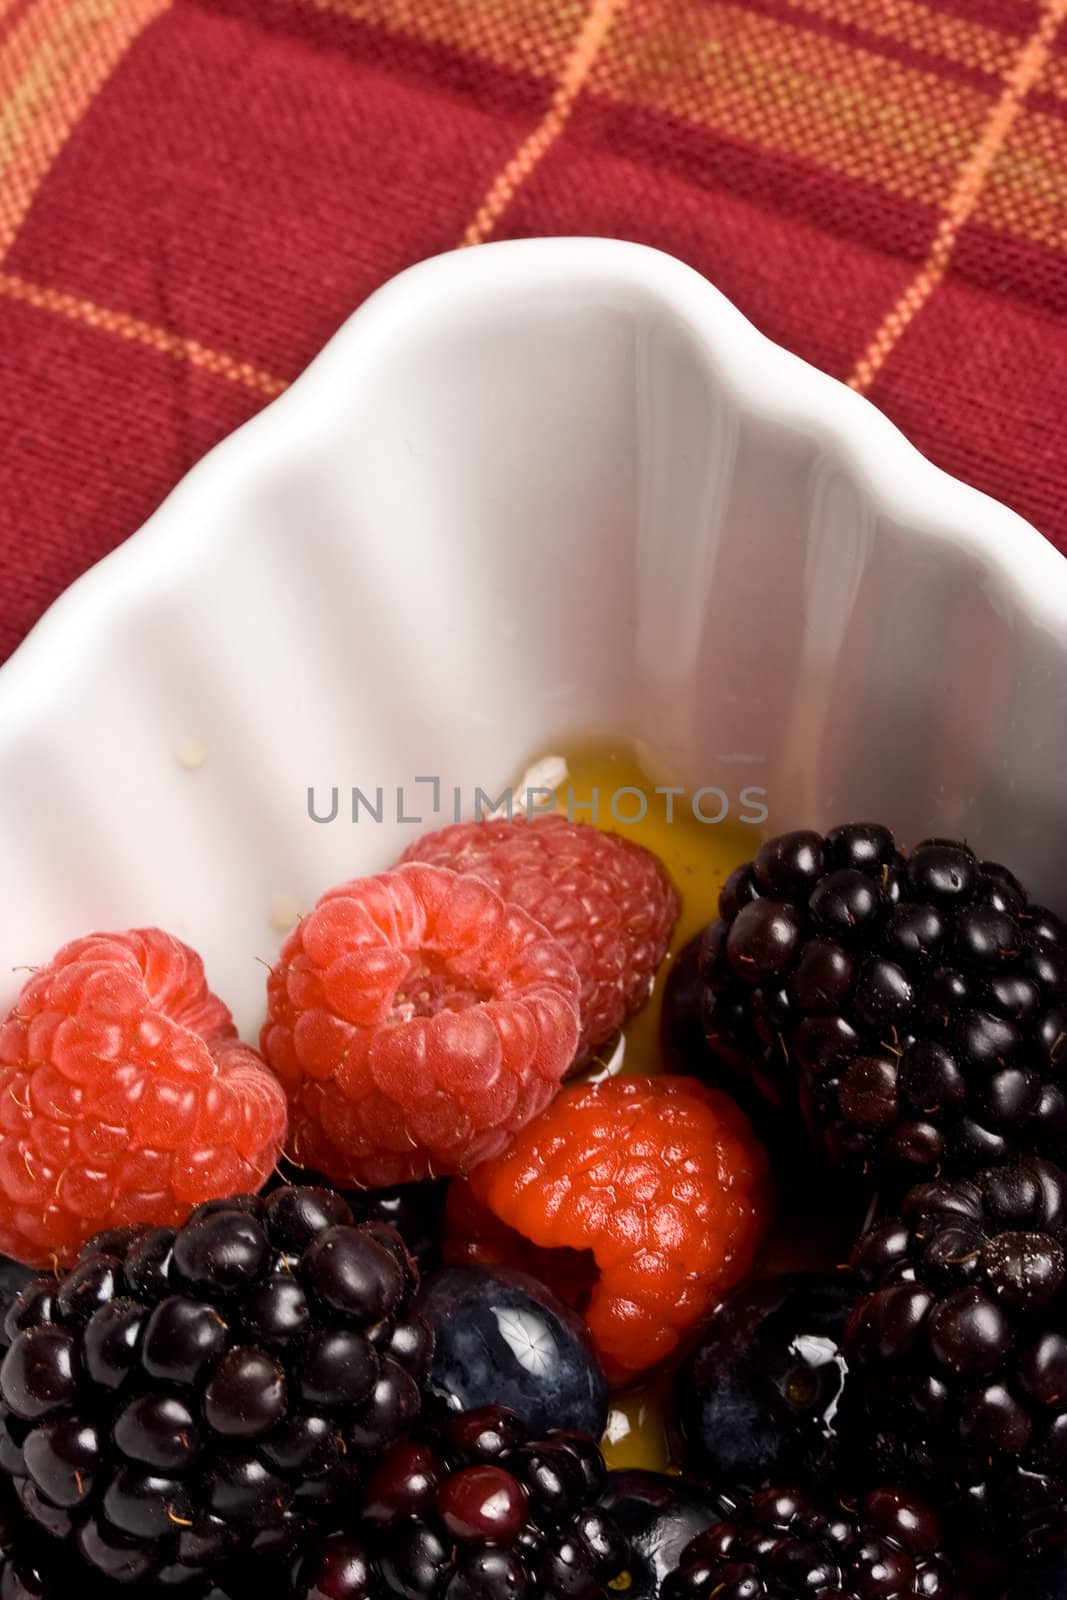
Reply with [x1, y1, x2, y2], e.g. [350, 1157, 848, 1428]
[345, 1408, 624, 1600]
[294, 1532, 374, 1600]
[141, 1297, 229, 1385]
[299, 1329, 378, 1409]
[789, 940, 854, 1012]
[172, 1211, 270, 1296]
[719, 865, 760, 921]
[438, 1465, 529, 1542]
[441, 1406, 527, 1462]
[363, 1441, 442, 1523]
[55, 1256, 121, 1325]
[908, 845, 977, 903]
[22, 1414, 98, 1506]
[264, 1186, 354, 1252]
[825, 823, 896, 873]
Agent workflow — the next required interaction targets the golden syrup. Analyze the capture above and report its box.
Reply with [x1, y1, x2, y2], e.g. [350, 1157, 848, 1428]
[510, 741, 866, 1474]
[533, 738, 759, 1082]
[600, 1370, 677, 1473]
[514, 739, 759, 1471]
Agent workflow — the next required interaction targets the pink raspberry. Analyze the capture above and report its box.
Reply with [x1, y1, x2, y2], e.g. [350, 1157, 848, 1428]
[402, 816, 680, 1066]
[260, 863, 580, 1187]
[0, 929, 287, 1267]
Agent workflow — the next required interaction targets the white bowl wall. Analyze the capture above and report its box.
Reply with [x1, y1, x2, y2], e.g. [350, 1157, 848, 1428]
[1, 239, 1064, 1039]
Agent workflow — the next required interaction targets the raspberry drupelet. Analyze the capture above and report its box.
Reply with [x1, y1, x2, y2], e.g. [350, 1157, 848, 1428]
[0, 929, 286, 1268]
[261, 864, 581, 1188]
[448, 1076, 771, 1380]
[401, 815, 680, 1068]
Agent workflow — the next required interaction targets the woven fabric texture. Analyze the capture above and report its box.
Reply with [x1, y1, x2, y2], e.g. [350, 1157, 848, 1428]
[1, 0, 1066, 664]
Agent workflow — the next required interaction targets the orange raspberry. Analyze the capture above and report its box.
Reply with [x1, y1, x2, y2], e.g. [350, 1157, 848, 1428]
[450, 1075, 771, 1380]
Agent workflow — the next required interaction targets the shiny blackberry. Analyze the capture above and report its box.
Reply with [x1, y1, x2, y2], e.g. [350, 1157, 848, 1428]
[331, 1403, 628, 1600]
[662, 1484, 959, 1599]
[0, 1188, 428, 1587]
[847, 1157, 1067, 1552]
[700, 825, 1067, 1185]
[267, 1164, 445, 1270]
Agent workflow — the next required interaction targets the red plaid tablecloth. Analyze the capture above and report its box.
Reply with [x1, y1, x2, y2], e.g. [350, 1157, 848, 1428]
[1, 0, 1066, 666]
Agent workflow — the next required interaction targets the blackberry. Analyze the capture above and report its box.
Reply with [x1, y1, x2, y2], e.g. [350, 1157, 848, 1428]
[304, 1402, 629, 1600]
[847, 1157, 1067, 1551]
[662, 1484, 959, 1599]
[0, 1187, 428, 1587]
[700, 825, 1067, 1185]
[346, 1182, 446, 1271]
[268, 1164, 445, 1270]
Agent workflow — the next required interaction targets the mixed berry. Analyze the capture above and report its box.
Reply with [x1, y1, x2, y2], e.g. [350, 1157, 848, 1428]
[0, 781, 1063, 1598]
[701, 825, 1067, 1187]
[663, 1484, 960, 1599]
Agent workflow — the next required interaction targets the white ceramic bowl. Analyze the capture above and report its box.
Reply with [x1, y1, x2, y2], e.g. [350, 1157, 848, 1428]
[2, 238, 1065, 1040]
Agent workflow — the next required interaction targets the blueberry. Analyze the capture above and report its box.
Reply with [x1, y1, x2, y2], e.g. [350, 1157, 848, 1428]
[675, 1272, 855, 1490]
[597, 1471, 720, 1600]
[416, 1266, 608, 1440]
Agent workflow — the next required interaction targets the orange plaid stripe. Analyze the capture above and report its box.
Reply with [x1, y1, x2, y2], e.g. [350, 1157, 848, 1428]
[0, 0, 289, 397]
[781, 0, 1067, 101]
[0, 270, 289, 396]
[850, 0, 1067, 392]
[0, 0, 173, 262]
[301, 0, 1067, 251]
[461, 0, 627, 246]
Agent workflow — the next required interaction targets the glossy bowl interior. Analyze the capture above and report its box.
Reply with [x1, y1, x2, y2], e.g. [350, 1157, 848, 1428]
[1, 238, 1065, 1038]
